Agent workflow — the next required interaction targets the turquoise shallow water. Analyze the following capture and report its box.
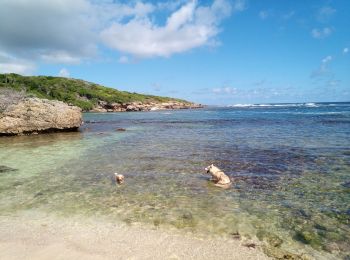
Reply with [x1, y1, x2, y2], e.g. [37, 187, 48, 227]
[0, 103, 349, 259]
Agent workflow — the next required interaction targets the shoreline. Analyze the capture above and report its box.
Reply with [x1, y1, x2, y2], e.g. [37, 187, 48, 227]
[89, 101, 204, 113]
[0, 211, 269, 260]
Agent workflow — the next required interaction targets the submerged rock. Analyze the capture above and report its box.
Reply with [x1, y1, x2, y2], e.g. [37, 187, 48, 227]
[0, 98, 82, 135]
[262, 246, 306, 260]
[182, 212, 193, 220]
[0, 165, 17, 173]
[242, 243, 256, 249]
[230, 232, 241, 240]
[294, 230, 323, 249]
[257, 231, 283, 248]
[342, 182, 350, 188]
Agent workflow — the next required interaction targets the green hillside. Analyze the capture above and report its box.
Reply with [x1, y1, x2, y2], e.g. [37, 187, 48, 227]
[0, 73, 189, 111]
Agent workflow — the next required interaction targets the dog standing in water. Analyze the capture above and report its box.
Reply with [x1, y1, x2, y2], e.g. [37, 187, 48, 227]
[205, 164, 232, 188]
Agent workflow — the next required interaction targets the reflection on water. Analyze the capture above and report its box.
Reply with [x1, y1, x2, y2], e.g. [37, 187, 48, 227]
[0, 104, 350, 259]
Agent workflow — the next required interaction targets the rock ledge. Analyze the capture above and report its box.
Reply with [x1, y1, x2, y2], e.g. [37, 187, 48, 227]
[0, 98, 82, 135]
[91, 101, 204, 112]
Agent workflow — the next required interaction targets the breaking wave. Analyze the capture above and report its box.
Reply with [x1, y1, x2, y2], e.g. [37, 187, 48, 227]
[227, 102, 349, 108]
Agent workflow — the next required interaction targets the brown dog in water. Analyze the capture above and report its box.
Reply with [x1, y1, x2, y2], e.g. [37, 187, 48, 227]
[205, 164, 231, 188]
[114, 173, 124, 184]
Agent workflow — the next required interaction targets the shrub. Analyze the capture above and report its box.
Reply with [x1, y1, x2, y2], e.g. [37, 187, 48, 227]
[0, 73, 190, 111]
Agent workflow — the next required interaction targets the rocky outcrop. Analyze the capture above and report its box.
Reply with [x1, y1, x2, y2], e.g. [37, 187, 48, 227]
[0, 98, 82, 135]
[91, 100, 203, 113]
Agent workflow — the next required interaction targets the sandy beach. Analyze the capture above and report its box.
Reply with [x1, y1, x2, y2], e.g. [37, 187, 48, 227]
[0, 212, 269, 260]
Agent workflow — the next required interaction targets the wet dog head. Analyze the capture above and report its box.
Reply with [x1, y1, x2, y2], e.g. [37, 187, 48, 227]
[205, 164, 214, 174]
[114, 173, 124, 184]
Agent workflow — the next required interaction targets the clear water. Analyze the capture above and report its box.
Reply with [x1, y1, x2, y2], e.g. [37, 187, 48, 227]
[1, 103, 349, 259]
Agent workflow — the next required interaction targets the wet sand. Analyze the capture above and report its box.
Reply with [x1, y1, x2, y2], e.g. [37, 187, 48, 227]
[0, 212, 269, 260]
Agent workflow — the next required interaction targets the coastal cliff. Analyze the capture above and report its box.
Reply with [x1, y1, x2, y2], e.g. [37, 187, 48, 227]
[0, 73, 203, 112]
[91, 100, 202, 112]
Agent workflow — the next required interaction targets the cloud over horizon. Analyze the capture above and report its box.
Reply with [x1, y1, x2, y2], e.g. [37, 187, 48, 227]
[0, 0, 240, 73]
[58, 68, 70, 78]
[0, 52, 36, 75]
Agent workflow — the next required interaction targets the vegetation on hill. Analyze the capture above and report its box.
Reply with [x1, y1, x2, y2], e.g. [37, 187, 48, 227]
[0, 73, 189, 111]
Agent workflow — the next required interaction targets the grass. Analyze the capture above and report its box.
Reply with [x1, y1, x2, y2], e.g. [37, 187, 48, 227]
[0, 73, 190, 111]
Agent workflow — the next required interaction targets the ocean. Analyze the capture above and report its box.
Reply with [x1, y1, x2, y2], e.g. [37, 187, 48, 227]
[0, 102, 349, 259]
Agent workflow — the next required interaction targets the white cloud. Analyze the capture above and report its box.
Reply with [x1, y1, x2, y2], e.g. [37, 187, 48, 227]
[0, 0, 242, 72]
[311, 55, 333, 78]
[156, 1, 187, 11]
[212, 88, 222, 93]
[212, 87, 237, 94]
[282, 11, 295, 20]
[259, 10, 269, 20]
[316, 6, 336, 22]
[322, 55, 332, 63]
[58, 68, 70, 78]
[118, 56, 130, 64]
[327, 79, 340, 87]
[0, 0, 97, 64]
[253, 79, 266, 86]
[343, 48, 349, 54]
[101, 0, 237, 58]
[0, 52, 36, 75]
[0, 63, 35, 75]
[231, 0, 246, 12]
[41, 51, 85, 64]
[311, 27, 332, 39]
[167, 1, 196, 31]
[0, 0, 157, 65]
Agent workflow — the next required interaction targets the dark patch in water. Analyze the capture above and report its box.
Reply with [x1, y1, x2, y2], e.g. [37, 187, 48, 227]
[342, 182, 350, 188]
[34, 192, 44, 197]
[202, 146, 318, 178]
[243, 243, 256, 249]
[296, 209, 311, 219]
[319, 119, 350, 124]
[233, 175, 281, 190]
[0, 165, 17, 173]
[0, 127, 80, 136]
[182, 212, 193, 220]
[230, 231, 241, 240]
[314, 224, 327, 231]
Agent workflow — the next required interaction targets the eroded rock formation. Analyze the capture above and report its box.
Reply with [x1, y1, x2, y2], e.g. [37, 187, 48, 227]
[90, 100, 203, 113]
[0, 98, 82, 135]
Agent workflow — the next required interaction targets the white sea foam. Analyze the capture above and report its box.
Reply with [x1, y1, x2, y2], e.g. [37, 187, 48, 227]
[304, 103, 318, 107]
[228, 103, 323, 108]
[229, 104, 254, 107]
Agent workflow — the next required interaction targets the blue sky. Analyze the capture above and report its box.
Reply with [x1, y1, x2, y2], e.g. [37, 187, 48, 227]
[0, 0, 349, 105]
